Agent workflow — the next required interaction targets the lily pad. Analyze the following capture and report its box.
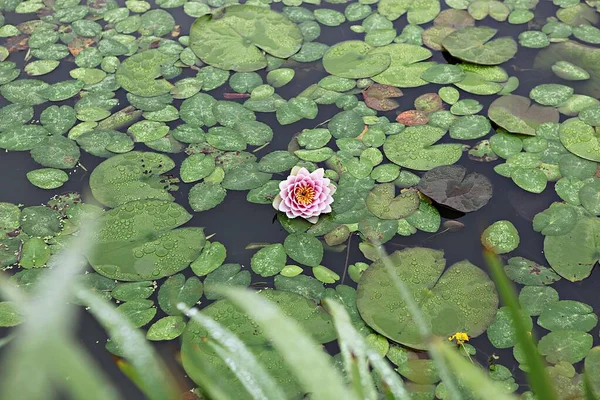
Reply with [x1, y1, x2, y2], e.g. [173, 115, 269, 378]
[323, 40, 391, 79]
[371, 43, 434, 88]
[362, 84, 403, 111]
[90, 152, 177, 208]
[116, 49, 176, 97]
[356, 247, 498, 349]
[378, 0, 441, 24]
[417, 165, 492, 212]
[146, 316, 186, 341]
[189, 5, 303, 72]
[504, 257, 561, 286]
[544, 217, 600, 281]
[487, 306, 533, 348]
[284, 233, 323, 268]
[158, 274, 203, 315]
[366, 184, 420, 219]
[488, 95, 560, 136]
[383, 125, 463, 171]
[559, 118, 600, 162]
[251, 244, 287, 277]
[518, 286, 559, 317]
[26, 168, 69, 190]
[538, 330, 593, 364]
[538, 300, 598, 332]
[0, 301, 22, 327]
[188, 182, 227, 212]
[86, 200, 205, 281]
[481, 220, 520, 254]
[533, 202, 578, 236]
[442, 27, 517, 65]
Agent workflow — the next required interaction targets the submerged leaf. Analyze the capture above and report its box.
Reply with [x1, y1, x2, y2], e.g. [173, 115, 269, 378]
[417, 165, 492, 212]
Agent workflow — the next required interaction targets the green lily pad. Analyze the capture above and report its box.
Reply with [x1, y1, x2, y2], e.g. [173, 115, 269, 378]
[504, 257, 561, 286]
[366, 184, 420, 219]
[0, 202, 20, 235]
[20, 206, 61, 237]
[417, 165, 492, 212]
[538, 330, 593, 364]
[147, 316, 186, 341]
[189, 5, 303, 72]
[383, 125, 463, 171]
[487, 306, 533, 348]
[544, 217, 600, 282]
[116, 49, 176, 97]
[30, 136, 80, 169]
[112, 281, 155, 302]
[90, 152, 177, 208]
[481, 220, 520, 254]
[357, 247, 498, 349]
[26, 168, 69, 190]
[204, 263, 252, 300]
[551, 61, 590, 81]
[323, 40, 391, 79]
[87, 200, 205, 281]
[585, 347, 600, 397]
[158, 274, 203, 316]
[371, 43, 434, 88]
[518, 286, 559, 316]
[116, 299, 156, 328]
[488, 95, 559, 136]
[190, 241, 227, 277]
[533, 202, 578, 236]
[530, 84, 574, 106]
[378, 0, 440, 24]
[538, 300, 598, 332]
[251, 244, 287, 277]
[19, 237, 50, 269]
[559, 118, 600, 162]
[188, 182, 227, 212]
[284, 233, 323, 268]
[442, 26, 517, 65]
[0, 301, 22, 327]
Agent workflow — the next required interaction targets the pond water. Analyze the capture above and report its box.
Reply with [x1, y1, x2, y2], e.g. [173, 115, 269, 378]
[1, 0, 600, 399]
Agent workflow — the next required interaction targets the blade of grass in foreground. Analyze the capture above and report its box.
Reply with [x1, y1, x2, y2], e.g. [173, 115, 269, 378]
[76, 287, 180, 400]
[0, 223, 121, 400]
[374, 245, 462, 400]
[178, 303, 287, 400]
[326, 299, 410, 400]
[484, 251, 557, 400]
[433, 338, 517, 400]
[222, 287, 356, 400]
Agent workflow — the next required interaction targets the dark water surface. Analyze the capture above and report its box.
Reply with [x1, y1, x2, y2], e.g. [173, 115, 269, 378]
[1, 0, 599, 398]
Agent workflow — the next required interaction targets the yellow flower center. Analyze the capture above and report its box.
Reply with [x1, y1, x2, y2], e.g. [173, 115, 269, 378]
[295, 185, 315, 205]
[448, 332, 470, 345]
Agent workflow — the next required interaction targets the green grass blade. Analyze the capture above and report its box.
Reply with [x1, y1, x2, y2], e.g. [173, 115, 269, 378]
[484, 251, 557, 400]
[326, 299, 410, 400]
[76, 287, 180, 400]
[52, 337, 123, 400]
[178, 344, 235, 400]
[434, 339, 518, 400]
[222, 288, 356, 400]
[178, 303, 287, 400]
[0, 224, 121, 400]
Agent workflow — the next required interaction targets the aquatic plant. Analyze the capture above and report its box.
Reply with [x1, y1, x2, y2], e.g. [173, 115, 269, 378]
[272, 167, 336, 223]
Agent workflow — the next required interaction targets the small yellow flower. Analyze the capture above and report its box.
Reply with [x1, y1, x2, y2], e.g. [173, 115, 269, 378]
[448, 332, 470, 345]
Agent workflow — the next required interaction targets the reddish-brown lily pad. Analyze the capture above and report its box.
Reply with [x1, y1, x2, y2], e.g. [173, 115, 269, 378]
[396, 110, 429, 126]
[363, 84, 403, 111]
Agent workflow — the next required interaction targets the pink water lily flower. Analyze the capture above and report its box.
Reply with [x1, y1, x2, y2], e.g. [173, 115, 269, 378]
[273, 167, 336, 224]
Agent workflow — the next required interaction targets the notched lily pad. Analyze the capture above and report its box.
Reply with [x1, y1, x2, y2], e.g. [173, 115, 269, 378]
[488, 95, 559, 136]
[90, 152, 177, 208]
[87, 200, 205, 281]
[417, 165, 492, 212]
[357, 247, 498, 349]
[190, 5, 303, 72]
